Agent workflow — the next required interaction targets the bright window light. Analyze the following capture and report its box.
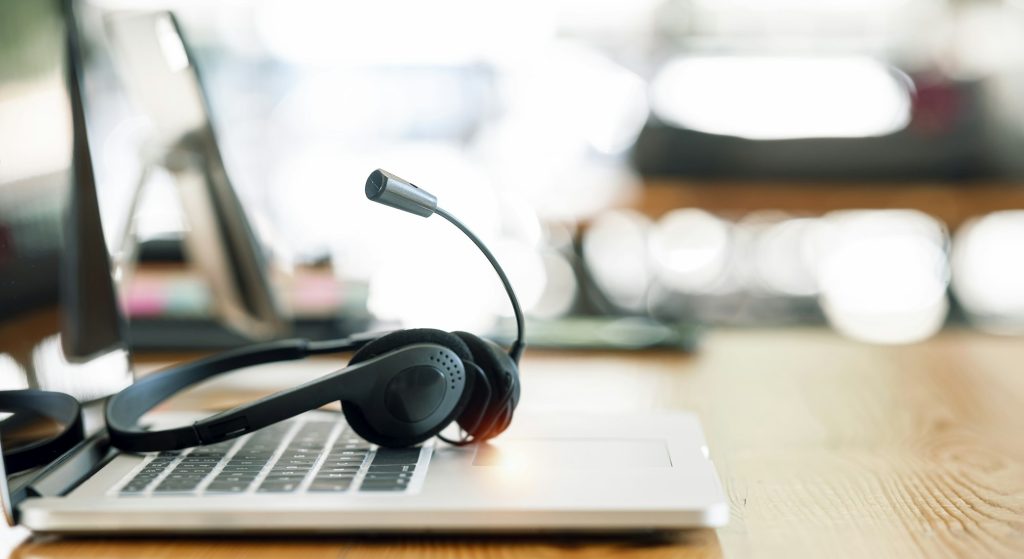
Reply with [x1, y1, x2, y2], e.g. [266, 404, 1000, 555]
[0, 80, 71, 183]
[32, 336, 131, 401]
[690, 0, 909, 9]
[155, 14, 190, 73]
[492, 42, 649, 155]
[255, 0, 554, 66]
[0, 354, 27, 390]
[650, 56, 912, 140]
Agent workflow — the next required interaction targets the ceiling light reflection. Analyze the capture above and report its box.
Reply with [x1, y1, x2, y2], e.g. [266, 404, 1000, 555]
[650, 56, 912, 140]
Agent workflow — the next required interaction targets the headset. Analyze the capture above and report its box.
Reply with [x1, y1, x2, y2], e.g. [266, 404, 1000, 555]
[0, 390, 84, 474]
[105, 169, 524, 452]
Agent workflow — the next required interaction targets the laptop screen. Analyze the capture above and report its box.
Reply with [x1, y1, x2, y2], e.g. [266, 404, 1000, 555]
[0, 0, 132, 402]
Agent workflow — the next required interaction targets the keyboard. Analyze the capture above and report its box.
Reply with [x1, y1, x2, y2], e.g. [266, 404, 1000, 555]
[115, 418, 427, 496]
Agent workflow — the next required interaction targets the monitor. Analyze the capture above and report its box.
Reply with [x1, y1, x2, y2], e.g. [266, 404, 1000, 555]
[102, 10, 286, 341]
[0, 0, 132, 402]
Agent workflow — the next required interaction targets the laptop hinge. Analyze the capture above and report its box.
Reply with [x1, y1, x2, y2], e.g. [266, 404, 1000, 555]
[8, 432, 117, 524]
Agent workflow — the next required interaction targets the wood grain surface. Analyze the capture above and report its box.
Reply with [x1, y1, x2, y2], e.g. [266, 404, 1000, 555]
[9, 328, 1024, 559]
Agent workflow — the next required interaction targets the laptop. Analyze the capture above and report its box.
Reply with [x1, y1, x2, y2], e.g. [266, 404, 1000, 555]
[0, 1, 728, 533]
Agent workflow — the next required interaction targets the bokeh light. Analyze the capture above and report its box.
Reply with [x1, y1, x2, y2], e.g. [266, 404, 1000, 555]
[751, 216, 821, 297]
[952, 211, 1024, 334]
[650, 56, 912, 140]
[816, 210, 949, 344]
[582, 209, 653, 311]
[648, 209, 731, 294]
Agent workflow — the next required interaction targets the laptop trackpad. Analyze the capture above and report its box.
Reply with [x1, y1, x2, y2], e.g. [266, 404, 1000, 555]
[473, 439, 671, 469]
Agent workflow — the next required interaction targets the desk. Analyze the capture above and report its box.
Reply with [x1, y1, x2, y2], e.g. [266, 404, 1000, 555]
[8, 328, 1024, 558]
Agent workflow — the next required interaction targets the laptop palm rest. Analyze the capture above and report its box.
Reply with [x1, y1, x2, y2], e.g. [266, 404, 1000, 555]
[472, 439, 671, 469]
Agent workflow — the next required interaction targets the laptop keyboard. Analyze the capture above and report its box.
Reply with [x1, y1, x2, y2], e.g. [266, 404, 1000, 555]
[116, 418, 427, 496]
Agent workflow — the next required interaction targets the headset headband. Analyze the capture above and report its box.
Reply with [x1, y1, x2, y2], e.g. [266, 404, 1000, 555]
[0, 390, 84, 473]
[105, 334, 377, 453]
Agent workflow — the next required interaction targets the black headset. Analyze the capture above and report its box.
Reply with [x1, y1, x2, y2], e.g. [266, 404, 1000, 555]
[0, 390, 84, 474]
[105, 170, 524, 452]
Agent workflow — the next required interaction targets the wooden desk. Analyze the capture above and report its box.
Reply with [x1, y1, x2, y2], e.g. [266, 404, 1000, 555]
[633, 180, 1024, 230]
[8, 328, 1024, 559]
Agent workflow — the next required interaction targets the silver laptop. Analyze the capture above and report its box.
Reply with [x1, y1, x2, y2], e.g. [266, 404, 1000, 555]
[19, 408, 726, 533]
[0, 1, 727, 534]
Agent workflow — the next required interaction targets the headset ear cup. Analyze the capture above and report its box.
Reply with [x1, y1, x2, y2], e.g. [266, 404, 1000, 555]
[340, 401, 375, 446]
[452, 332, 520, 440]
[349, 328, 472, 365]
[344, 328, 474, 446]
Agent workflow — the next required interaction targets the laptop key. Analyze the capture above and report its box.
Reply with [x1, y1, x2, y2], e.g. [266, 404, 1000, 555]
[264, 473, 307, 481]
[224, 464, 265, 471]
[371, 448, 420, 466]
[215, 475, 257, 483]
[314, 479, 354, 488]
[205, 484, 248, 493]
[368, 465, 415, 474]
[329, 447, 368, 454]
[359, 483, 407, 492]
[228, 455, 267, 461]
[279, 455, 320, 463]
[268, 466, 308, 474]
[272, 464, 310, 471]
[171, 469, 214, 476]
[116, 419, 389, 498]
[363, 473, 412, 481]
[165, 473, 201, 480]
[315, 472, 356, 479]
[257, 481, 299, 492]
[155, 483, 200, 493]
[322, 458, 365, 466]
[322, 465, 363, 473]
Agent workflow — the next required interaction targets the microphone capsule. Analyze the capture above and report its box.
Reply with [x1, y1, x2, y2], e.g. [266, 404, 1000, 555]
[365, 169, 437, 218]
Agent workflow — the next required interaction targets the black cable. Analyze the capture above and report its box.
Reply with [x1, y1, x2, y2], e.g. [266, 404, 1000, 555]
[435, 206, 526, 364]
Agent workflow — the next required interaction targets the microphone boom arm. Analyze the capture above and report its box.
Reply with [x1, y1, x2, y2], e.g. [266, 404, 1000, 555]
[434, 206, 526, 364]
[365, 169, 526, 363]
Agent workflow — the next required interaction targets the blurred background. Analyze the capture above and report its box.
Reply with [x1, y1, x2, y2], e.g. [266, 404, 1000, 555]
[30, 0, 1024, 349]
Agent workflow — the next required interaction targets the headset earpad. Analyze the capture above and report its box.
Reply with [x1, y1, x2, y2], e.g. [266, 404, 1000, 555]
[452, 332, 520, 440]
[349, 328, 472, 365]
[344, 328, 474, 446]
